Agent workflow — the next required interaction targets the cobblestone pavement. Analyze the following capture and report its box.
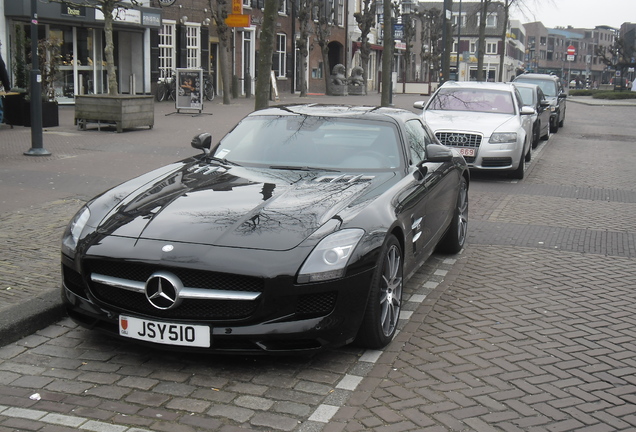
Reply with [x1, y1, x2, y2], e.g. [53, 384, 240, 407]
[0, 96, 635, 431]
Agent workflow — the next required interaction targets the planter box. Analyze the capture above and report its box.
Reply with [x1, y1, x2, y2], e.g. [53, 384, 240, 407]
[2, 94, 58, 128]
[75, 95, 154, 133]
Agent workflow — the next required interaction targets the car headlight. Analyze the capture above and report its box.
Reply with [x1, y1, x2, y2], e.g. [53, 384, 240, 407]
[61, 207, 91, 257]
[489, 133, 517, 143]
[549, 106, 557, 112]
[297, 229, 365, 283]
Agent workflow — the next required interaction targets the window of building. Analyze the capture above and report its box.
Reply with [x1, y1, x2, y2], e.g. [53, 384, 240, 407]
[337, 0, 344, 25]
[274, 33, 286, 77]
[312, 62, 323, 79]
[159, 21, 176, 80]
[477, 13, 497, 28]
[470, 41, 476, 53]
[278, 0, 286, 15]
[486, 42, 497, 54]
[540, 36, 546, 45]
[452, 13, 466, 27]
[185, 24, 201, 68]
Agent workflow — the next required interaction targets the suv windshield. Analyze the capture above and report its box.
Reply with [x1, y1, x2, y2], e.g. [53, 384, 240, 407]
[515, 78, 557, 98]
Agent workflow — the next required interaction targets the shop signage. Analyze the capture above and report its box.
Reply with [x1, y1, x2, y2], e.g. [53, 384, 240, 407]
[176, 68, 203, 111]
[225, 14, 250, 27]
[62, 4, 86, 18]
[143, 12, 162, 27]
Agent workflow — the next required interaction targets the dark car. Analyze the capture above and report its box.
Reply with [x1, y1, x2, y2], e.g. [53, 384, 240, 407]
[61, 104, 469, 354]
[513, 73, 566, 133]
[512, 82, 551, 147]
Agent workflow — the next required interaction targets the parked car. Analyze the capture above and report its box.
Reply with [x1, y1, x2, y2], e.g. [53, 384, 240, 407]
[512, 82, 551, 147]
[513, 73, 567, 133]
[414, 81, 534, 180]
[61, 104, 470, 354]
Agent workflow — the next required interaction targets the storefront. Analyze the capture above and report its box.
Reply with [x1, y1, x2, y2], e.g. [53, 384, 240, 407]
[4, 1, 161, 104]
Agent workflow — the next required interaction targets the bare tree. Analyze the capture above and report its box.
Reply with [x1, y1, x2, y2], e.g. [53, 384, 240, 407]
[418, 7, 442, 83]
[297, 0, 312, 97]
[353, 0, 376, 94]
[314, 0, 334, 95]
[596, 38, 636, 78]
[254, 0, 279, 110]
[208, 0, 232, 104]
[476, 0, 491, 81]
[47, 0, 141, 95]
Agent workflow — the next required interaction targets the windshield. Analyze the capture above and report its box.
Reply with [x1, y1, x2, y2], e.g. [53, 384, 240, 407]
[213, 115, 402, 170]
[515, 86, 536, 106]
[427, 88, 515, 114]
[516, 78, 557, 97]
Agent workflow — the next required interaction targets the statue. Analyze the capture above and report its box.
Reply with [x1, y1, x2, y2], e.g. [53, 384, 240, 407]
[329, 64, 348, 96]
[330, 64, 347, 86]
[348, 66, 365, 95]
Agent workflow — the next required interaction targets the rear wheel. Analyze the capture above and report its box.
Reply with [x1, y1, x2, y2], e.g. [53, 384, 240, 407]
[204, 81, 215, 101]
[437, 177, 468, 254]
[356, 235, 403, 349]
[156, 84, 167, 102]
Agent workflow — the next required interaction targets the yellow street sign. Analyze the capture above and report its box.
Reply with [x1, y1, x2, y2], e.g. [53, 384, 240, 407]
[225, 14, 250, 27]
[232, 0, 243, 15]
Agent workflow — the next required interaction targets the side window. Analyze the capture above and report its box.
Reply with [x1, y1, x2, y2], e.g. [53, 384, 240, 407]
[404, 120, 430, 165]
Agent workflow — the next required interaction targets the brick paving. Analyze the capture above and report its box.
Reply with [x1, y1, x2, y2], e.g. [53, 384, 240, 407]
[0, 95, 635, 431]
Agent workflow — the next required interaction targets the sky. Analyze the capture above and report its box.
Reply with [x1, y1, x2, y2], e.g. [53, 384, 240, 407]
[508, 0, 636, 29]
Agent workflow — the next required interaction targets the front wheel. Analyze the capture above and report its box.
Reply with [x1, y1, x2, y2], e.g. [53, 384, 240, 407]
[437, 177, 468, 254]
[204, 82, 215, 101]
[355, 235, 403, 349]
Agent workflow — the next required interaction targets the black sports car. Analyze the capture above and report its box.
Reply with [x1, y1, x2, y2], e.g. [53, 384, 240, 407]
[61, 104, 469, 354]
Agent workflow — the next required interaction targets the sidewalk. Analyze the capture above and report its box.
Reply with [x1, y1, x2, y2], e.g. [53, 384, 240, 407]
[0, 91, 427, 347]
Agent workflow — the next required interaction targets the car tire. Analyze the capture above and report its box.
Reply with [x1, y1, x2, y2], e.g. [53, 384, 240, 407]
[559, 115, 565, 128]
[525, 142, 532, 162]
[550, 117, 559, 133]
[437, 177, 468, 254]
[532, 122, 540, 148]
[512, 157, 525, 180]
[355, 234, 403, 349]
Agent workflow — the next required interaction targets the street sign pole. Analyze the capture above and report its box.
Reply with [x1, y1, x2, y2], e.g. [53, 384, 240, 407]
[24, 0, 51, 157]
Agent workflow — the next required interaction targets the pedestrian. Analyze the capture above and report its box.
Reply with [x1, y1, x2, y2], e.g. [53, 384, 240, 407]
[0, 45, 12, 124]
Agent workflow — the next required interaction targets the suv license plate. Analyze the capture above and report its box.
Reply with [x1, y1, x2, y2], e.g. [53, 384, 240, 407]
[119, 315, 211, 348]
[459, 148, 475, 157]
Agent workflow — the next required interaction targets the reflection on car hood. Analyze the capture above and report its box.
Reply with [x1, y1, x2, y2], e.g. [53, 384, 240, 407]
[93, 161, 394, 251]
[424, 110, 520, 136]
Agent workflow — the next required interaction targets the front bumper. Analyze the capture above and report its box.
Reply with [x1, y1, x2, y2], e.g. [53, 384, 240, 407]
[61, 256, 375, 354]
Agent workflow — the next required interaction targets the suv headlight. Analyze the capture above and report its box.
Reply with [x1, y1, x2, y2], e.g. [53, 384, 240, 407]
[61, 207, 90, 257]
[297, 229, 364, 283]
[489, 133, 517, 143]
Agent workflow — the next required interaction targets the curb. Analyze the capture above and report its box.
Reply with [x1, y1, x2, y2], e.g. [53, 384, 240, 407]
[0, 288, 66, 347]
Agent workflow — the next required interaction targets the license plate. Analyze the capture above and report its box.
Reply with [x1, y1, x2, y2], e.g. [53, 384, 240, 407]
[119, 315, 210, 348]
[458, 148, 475, 157]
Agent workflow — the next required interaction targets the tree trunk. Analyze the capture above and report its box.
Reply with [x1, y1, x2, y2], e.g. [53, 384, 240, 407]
[477, 0, 489, 82]
[321, 44, 331, 95]
[255, 0, 278, 110]
[103, 2, 119, 95]
[498, 1, 510, 82]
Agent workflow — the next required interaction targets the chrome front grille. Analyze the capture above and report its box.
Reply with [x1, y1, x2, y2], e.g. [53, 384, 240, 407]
[435, 132, 482, 148]
[83, 260, 263, 320]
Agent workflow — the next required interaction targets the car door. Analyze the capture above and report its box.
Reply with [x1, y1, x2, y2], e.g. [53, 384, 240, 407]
[402, 119, 456, 258]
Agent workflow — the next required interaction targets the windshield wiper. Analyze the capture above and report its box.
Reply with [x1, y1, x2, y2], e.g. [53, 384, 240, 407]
[206, 156, 241, 167]
[269, 165, 338, 172]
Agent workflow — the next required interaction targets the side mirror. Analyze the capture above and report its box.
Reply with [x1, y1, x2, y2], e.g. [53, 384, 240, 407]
[540, 100, 550, 107]
[520, 106, 535, 116]
[413, 101, 425, 110]
[191, 133, 212, 151]
[559, 93, 567, 99]
[426, 143, 453, 162]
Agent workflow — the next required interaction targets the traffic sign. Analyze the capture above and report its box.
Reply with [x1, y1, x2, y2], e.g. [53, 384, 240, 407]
[567, 45, 576, 56]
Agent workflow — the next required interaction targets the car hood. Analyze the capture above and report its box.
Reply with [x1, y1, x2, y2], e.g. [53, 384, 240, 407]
[424, 110, 519, 136]
[91, 160, 394, 251]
